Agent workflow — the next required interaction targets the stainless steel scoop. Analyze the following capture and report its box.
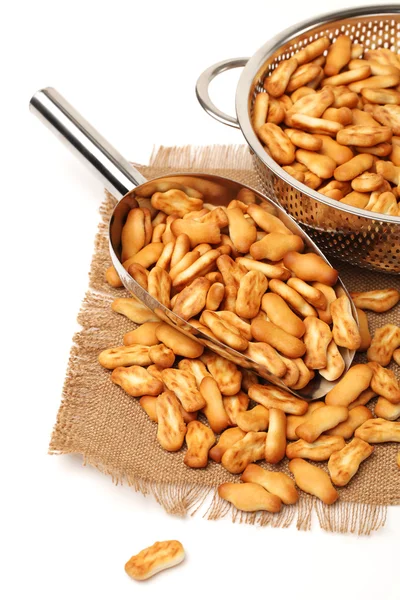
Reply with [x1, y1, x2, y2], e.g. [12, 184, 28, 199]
[30, 87, 356, 399]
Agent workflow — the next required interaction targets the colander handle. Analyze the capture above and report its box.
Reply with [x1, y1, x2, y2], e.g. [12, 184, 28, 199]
[29, 87, 147, 200]
[196, 58, 248, 129]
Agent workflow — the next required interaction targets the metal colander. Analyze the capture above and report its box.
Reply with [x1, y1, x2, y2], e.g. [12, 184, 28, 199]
[197, 5, 400, 274]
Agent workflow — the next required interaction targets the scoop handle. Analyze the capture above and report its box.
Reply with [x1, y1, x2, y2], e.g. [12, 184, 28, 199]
[29, 87, 147, 200]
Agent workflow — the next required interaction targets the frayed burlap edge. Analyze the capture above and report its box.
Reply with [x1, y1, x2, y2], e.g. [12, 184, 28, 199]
[49, 144, 396, 536]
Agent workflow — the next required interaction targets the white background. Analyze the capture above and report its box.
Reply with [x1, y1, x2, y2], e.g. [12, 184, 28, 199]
[2, 1, 399, 599]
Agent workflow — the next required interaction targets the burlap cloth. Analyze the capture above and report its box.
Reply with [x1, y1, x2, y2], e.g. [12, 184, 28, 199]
[50, 145, 400, 535]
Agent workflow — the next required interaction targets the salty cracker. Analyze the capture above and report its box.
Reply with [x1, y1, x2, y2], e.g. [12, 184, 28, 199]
[251, 319, 306, 359]
[246, 204, 292, 235]
[209, 427, 246, 463]
[348, 387, 377, 411]
[140, 395, 197, 424]
[258, 123, 296, 165]
[348, 73, 400, 93]
[361, 87, 400, 105]
[295, 405, 348, 443]
[291, 358, 315, 390]
[350, 288, 400, 312]
[330, 295, 361, 350]
[290, 113, 343, 136]
[265, 408, 287, 464]
[161, 368, 206, 412]
[221, 431, 267, 474]
[98, 344, 152, 369]
[156, 240, 176, 270]
[148, 266, 171, 309]
[325, 364, 373, 407]
[172, 249, 221, 289]
[125, 540, 185, 581]
[245, 342, 287, 378]
[200, 351, 242, 395]
[250, 232, 304, 262]
[284, 128, 323, 151]
[394, 348, 400, 366]
[295, 36, 330, 66]
[235, 270, 268, 319]
[268, 279, 317, 318]
[328, 438, 374, 487]
[152, 222, 166, 243]
[264, 57, 298, 97]
[315, 134, 354, 165]
[200, 311, 248, 351]
[171, 219, 221, 248]
[216, 311, 252, 341]
[184, 420, 215, 468]
[351, 172, 384, 192]
[283, 251, 338, 286]
[226, 207, 257, 253]
[336, 125, 392, 147]
[319, 340, 345, 381]
[287, 278, 327, 310]
[371, 104, 400, 135]
[286, 435, 346, 461]
[223, 391, 250, 426]
[287, 63, 323, 92]
[206, 282, 225, 311]
[364, 191, 398, 215]
[333, 153, 374, 181]
[355, 418, 400, 443]
[148, 344, 175, 369]
[169, 233, 191, 269]
[324, 35, 352, 76]
[286, 401, 325, 440]
[375, 162, 400, 187]
[218, 482, 282, 513]
[127, 263, 149, 290]
[302, 316, 332, 370]
[252, 92, 269, 132]
[355, 308, 372, 353]
[147, 364, 166, 384]
[326, 406, 373, 439]
[168, 250, 199, 282]
[240, 368, 259, 392]
[121, 207, 147, 261]
[241, 464, 298, 505]
[236, 405, 270, 432]
[330, 85, 359, 109]
[155, 324, 204, 358]
[139, 395, 159, 422]
[151, 188, 203, 217]
[111, 365, 163, 397]
[286, 81, 334, 123]
[111, 296, 157, 324]
[322, 65, 371, 87]
[368, 362, 400, 404]
[172, 277, 211, 321]
[367, 324, 400, 366]
[156, 391, 187, 452]
[374, 397, 400, 421]
[199, 376, 230, 434]
[295, 149, 336, 179]
[289, 458, 338, 505]
[177, 358, 209, 386]
[249, 383, 308, 416]
[280, 354, 300, 387]
[261, 292, 305, 338]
